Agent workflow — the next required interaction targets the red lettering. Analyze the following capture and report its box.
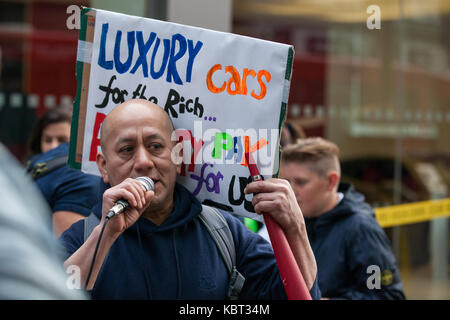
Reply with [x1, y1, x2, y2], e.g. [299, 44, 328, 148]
[89, 112, 106, 161]
[175, 129, 204, 175]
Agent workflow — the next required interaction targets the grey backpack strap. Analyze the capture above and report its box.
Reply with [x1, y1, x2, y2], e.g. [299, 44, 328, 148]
[198, 205, 245, 300]
[84, 212, 100, 242]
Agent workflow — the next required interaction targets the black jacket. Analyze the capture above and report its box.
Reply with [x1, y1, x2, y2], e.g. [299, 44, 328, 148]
[305, 183, 406, 299]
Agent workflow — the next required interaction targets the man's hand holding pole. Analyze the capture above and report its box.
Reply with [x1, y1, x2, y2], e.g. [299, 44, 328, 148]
[244, 152, 315, 300]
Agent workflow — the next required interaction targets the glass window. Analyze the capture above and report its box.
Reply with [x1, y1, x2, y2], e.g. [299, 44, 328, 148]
[234, 0, 449, 299]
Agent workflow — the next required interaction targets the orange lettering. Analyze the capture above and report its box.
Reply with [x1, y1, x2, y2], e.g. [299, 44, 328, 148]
[240, 138, 269, 166]
[206, 64, 226, 93]
[225, 66, 242, 95]
[206, 64, 271, 100]
[242, 68, 256, 95]
[251, 70, 271, 100]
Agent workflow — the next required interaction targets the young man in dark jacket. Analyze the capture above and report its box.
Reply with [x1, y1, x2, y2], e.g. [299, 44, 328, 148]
[279, 138, 405, 299]
[59, 99, 321, 300]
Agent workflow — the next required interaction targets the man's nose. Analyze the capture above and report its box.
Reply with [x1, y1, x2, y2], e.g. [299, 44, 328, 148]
[134, 146, 155, 171]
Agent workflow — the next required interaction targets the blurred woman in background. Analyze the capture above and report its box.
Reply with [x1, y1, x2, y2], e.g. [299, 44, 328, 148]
[28, 106, 72, 156]
[26, 106, 101, 237]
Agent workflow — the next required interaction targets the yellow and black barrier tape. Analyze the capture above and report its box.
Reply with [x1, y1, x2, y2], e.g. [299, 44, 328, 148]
[375, 198, 450, 228]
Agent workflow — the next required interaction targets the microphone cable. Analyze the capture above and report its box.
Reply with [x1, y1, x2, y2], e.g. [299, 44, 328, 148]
[84, 216, 153, 298]
[83, 177, 154, 290]
[84, 215, 111, 290]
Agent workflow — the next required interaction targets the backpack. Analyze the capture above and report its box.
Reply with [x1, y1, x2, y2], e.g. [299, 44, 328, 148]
[26, 155, 69, 180]
[83, 204, 245, 300]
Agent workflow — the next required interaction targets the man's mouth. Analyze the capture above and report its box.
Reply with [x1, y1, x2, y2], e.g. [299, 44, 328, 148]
[150, 178, 159, 188]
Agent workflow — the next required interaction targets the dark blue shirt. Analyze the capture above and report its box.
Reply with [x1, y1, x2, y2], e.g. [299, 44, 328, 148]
[60, 183, 321, 300]
[306, 183, 406, 299]
[28, 143, 102, 216]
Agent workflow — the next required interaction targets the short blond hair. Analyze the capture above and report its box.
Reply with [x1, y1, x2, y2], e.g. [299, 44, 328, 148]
[281, 137, 341, 178]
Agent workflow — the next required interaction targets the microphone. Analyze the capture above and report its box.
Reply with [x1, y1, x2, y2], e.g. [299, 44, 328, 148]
[106, 177, 155, 220]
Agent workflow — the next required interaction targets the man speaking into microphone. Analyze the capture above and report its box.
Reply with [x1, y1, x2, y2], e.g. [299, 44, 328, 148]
[59, 99, 320, 299]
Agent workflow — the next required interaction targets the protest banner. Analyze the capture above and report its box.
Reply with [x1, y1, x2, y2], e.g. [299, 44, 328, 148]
[69, 8, 294, 220]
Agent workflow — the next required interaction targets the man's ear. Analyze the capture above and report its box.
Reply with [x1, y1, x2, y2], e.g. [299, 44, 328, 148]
[327, 171, 340, 192]
[96, 152, 110, 184]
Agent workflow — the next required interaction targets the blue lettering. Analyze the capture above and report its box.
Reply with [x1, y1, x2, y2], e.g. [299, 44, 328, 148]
[150, 38, 170, 79]
[234, 136, 244, 162]
[98, 23, 113, 70]
[225, 136, 243, 162]
[166, 33, 187, 85]
[130, 31, 156, 77]
[113, 30, 135, 74]
[186, 40, 203, 83]
[226, 137, 238, 160]
[96, 25, 203, 85]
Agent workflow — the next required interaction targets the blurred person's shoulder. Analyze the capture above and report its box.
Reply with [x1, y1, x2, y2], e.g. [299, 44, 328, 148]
[29, 142, 69, 165]
[0, 144, 87, 299]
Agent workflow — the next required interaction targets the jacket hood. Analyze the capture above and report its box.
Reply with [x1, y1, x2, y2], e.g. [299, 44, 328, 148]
[306, 183, 374, 230]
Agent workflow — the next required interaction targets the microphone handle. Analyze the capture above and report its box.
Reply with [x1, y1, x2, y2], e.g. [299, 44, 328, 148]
[106, 199, 130, 219]
[105, 177, 154, 220]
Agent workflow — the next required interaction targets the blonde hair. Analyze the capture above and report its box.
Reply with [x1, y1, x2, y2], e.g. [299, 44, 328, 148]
[281, 137, 341, 178]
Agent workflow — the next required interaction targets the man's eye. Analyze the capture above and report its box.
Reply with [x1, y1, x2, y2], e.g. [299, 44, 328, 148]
[294, 179, 307, 186]
[149, 143, 163, 151]
[119, 146, 133, 153]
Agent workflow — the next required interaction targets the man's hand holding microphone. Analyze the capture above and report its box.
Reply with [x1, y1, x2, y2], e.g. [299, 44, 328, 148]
[64, 177, 154, 290]
[101, 177, 155, 239]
